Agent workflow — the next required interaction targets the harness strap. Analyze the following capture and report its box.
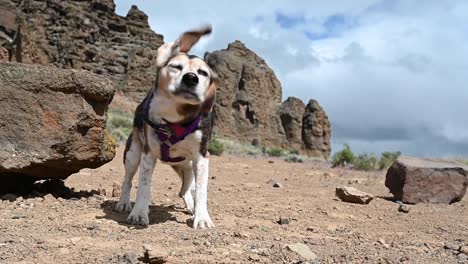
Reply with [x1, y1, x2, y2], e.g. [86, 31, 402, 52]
[143, 91, 201, 163]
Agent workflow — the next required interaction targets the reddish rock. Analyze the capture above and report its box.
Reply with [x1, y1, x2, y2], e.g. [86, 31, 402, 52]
[0, 62, 116, 184]
[302, 99, 331, 158]
[205, 41, 287, 148]
[385, 156, 468, 204]
[279, 97, 305, 151]
[0, 0, 163, 101]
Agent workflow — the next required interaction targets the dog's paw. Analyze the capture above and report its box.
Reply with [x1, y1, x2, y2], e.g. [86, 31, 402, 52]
[193, 213, 214, 229]
[114, 200, 132, 213]
[183, 195, 194, 215]
[127, 209, 149, 226]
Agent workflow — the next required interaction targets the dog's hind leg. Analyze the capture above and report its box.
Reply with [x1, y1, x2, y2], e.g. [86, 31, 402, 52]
[115, 130, 141, 213]
[172, 163, 195, 214]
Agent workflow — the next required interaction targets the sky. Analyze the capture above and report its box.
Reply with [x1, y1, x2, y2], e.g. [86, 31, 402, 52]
[115, 0, 468, 157]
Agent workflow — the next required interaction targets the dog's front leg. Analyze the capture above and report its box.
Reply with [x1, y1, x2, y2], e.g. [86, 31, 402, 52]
[127, 151, 156, 226]
[192, 154, 214, 229]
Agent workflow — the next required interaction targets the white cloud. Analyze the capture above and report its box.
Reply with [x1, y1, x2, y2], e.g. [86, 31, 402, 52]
[115, 0, 468, 157]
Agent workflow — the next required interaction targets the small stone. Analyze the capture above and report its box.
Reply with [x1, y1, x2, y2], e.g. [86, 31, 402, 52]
[444, 241, 462, 251]
[1, 194, 18, 202]
[460, 246, 468, 254]
[122, 252, 137, 264]
[378, 239, 390, 249]
[204, 241, 211, 247]
[398, 204, 410, 213]
[268, 160, 274, 164]
[70, 237, 81, 245]
[0, 243, 6, 247]
[112, 182, 121, 197]
[287, 243, 318, 261]
[457, 253, 468, 262]
[277, 217, 290, 225]
[44, 194, 55, 201]
[306, 227, 317, 232]
[143, 244, 168, 263]
[335, 186, 374, 204]
[273, 182, 283, 188]
[249, 254, 261, 261]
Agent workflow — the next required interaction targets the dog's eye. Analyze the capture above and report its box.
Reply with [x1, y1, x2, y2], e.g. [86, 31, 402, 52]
[169, 64, 182, 71]
[198, 69, 208, 77]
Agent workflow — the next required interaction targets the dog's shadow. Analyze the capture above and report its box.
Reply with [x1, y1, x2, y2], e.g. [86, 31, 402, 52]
[98, 200, 191, 228]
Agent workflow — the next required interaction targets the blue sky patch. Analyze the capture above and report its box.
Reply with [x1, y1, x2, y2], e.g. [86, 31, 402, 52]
[304, 13, 357, 40]
[275, 11, 306, 29]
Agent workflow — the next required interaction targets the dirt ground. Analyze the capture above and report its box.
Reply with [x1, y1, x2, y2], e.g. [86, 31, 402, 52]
[1, 147, 467, 264]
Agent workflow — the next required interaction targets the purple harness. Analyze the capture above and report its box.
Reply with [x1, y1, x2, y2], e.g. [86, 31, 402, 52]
[143, 91, 201, 163]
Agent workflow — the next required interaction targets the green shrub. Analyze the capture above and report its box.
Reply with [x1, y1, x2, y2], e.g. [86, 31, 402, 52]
[354, 153, 378, 171]
[284, 154, 305, 163]
[208, 138, 224, 156]
[378, 151, 402, 170]
[107, 109, 133, 143]
[266, 148, 285, 157]
[332, 144, 356, 167]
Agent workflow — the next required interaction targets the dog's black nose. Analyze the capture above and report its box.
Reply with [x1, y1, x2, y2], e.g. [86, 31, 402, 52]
[182, 73, 199, 87]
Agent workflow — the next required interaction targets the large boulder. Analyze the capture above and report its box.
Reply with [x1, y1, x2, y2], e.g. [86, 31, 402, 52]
[205, 41, 287, 147]
[0, 62, 116, 182]
[302, 100, 331, 158]
[385, 156, 468, 204]
[0, 0, 163, 101]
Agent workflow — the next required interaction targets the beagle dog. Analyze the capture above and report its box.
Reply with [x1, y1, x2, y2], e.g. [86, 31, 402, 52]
[114, 26, 217, 229]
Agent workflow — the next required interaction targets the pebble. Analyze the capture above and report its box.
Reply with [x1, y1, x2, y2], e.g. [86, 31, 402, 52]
[142, 244, 168, 263]
[457, 253, 468, 262]
[112, 182, 121, 197]
[70, 237, 81, 245]
[273, 182, 283, 188]
[287, 243, 318, 261]
[335, 186, 374, 204]
[444, 241, 463, 251]
[460, 246, 468, 255]
[398, 204, 410, 213]
[248, 254, 261, 261]
[122, 252, 137, 264]
[277, 217, 290, 225]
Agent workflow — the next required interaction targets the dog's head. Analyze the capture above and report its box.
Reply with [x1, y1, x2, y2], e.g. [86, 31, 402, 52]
[156, 25, 217, 113]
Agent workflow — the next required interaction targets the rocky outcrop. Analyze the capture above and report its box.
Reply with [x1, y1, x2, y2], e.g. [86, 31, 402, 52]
[279, 97, 305, 151]
[206, 42, 331, 157]
[0, 62, 116, 181]
[385, 156, 468, 204]
[302, 99, 331, 157]
[279, 97, 331, 157]
[0, 0, 332, 158]
[205, 41, 287, 147]
[0, 0, 163, 101]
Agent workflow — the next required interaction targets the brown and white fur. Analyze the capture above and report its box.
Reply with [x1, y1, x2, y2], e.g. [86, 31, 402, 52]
[114, 26, 217, 229]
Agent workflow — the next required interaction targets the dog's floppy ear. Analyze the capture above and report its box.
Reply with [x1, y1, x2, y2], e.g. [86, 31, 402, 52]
[178, 25, 212, 53]
[201, 71, 218, 113]
[156, 25, 212, 68]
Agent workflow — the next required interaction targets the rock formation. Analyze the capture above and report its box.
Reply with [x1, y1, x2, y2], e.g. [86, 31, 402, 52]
[279, 97, 305, 151]
[385, 156, 468, 204]
[0, 62, 116, 181]
[205, 41, 287, 148]
[279, 97, 331, 158]
[0, 1, 332, 158]
[0, 0, 163, 101]
[206, 42, 331, 157]
[302, 99, 331, 157]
